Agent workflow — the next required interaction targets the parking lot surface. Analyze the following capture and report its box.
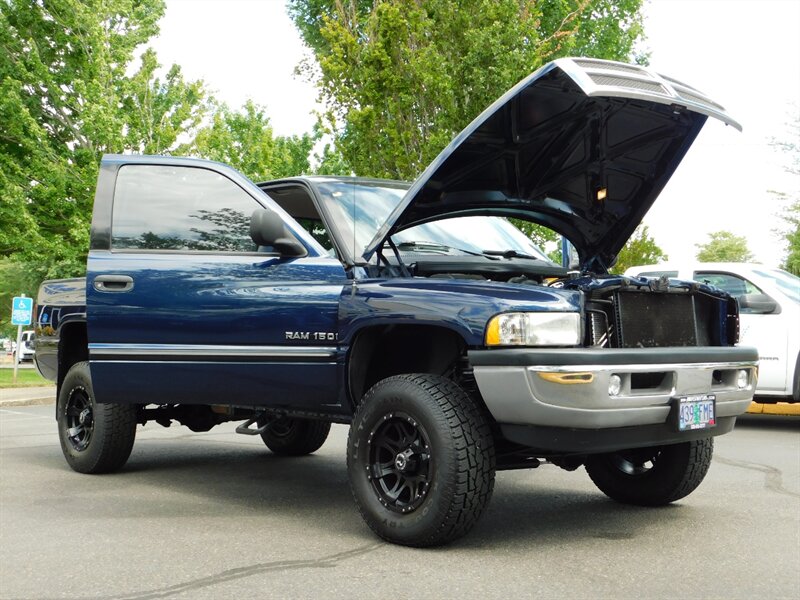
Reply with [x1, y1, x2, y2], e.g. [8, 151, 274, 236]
[1, 405, 798, 600]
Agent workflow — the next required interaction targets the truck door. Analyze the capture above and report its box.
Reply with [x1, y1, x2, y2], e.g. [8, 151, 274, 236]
[86, 159, 348, 414]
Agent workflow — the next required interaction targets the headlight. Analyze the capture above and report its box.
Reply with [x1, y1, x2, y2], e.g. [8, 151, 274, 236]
[485, 312, 581, 347]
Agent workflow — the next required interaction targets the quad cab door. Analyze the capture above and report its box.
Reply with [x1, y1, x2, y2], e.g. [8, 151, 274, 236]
[86, 157, 349, 415]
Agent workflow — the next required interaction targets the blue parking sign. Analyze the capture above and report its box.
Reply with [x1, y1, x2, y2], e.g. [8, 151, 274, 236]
[11, 296, 33, 326]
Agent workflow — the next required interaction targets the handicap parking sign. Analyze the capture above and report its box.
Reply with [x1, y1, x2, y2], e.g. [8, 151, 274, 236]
[11, 296, 33, 326]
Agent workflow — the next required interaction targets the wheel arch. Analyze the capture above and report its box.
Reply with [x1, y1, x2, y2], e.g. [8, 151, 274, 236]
[57, 319, 89, 398]
[346, 323, 471, 407]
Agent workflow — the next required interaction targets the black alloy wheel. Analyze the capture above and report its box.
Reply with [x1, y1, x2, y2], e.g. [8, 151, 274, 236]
[259, 416, 331, 455]
[347, 373, 495, 547]
[585, 438, 714, 506]
[609, 446, 661, 476]
[63, 386, 94, 452]
[366, 411, 432, 514]
[56, 361, 137, 474]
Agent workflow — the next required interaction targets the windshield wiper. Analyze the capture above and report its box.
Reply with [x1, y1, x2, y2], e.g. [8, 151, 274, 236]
[483, 249, 540, 260]
[396, 241, 451, 253]
[396, 241, 499, 260]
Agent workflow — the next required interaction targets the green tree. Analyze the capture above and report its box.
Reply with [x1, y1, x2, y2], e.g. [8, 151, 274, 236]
[0, 0, 208, 333]
[0, 0, 208, 277]
[0, 259, 41, 339]
[769, 108, 799, 275]
[695, 231, 754, 263]
[185, 100, 317, 181]
[610, 224, 668, 274]
[288, 0, 646, 180]
[778, 200, 800, 275]
[512, 220, 562, 263]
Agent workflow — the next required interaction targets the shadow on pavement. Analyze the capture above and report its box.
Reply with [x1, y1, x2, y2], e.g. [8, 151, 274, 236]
[9, 433, 679, 550]
[735, 413, 800, 432]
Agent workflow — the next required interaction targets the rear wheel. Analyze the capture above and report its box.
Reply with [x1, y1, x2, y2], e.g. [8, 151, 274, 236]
[585, 438, 714, 506]
[347, 374, 495, 547]
[57, 361, 137, 474]
[260, 417, 331, 456]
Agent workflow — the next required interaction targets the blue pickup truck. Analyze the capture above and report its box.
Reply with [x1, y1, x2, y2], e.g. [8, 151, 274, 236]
[35, 58, 758, 547]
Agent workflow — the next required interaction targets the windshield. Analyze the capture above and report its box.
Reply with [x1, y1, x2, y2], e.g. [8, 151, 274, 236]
[316, 180, 553, 263]
[753, 268, 800, 303]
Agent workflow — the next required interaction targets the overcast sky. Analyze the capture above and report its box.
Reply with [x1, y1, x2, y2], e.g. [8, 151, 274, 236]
[151, 0, 800, 267]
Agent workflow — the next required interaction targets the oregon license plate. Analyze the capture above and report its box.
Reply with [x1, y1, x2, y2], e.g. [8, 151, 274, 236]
[673, 394, 716, 431]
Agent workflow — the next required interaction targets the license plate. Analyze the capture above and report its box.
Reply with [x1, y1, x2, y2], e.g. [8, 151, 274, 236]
[673, 394, 716, 431]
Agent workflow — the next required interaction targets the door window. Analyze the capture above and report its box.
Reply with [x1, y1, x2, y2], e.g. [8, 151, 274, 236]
[112, 165, 263, 252]
[694, 271, 764, 312]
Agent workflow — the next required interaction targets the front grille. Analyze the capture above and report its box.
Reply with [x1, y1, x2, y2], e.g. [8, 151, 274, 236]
[584, 291, 735, 348]
[615, 292, 698, 347]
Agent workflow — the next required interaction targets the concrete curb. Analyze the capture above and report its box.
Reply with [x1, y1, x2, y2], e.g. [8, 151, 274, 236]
[0, 396, 56, 407]
[746, 401, 800, 416]
[0, 386, 57, 408]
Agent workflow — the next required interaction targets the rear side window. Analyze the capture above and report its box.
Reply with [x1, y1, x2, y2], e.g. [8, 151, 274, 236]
[112, 165, 262, 252]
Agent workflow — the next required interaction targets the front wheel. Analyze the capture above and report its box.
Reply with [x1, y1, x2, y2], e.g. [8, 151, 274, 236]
[347, 374, 495, 547]
[585, 438, 714, 506]
[57, 361, 137, 474]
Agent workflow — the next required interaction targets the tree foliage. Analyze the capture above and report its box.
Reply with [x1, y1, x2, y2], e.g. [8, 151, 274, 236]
[0, 0, 207, 284]
[610, 224, 667, 274]
[778, 200, 800, 275]
[0, 258, 42, 338]
[695, 231, 754, 263]
[184, 100, 317, 181]
[0, 0, 318, 336]
[288, 0, 646, 180]
[770, 108, 800, 275]
[512, 220, 562, 263]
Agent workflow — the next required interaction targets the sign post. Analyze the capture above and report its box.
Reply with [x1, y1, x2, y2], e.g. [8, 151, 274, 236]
[11, 295, 33, 386]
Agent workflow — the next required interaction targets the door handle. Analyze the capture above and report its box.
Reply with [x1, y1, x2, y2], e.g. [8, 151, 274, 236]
[93, 275, 134, 292]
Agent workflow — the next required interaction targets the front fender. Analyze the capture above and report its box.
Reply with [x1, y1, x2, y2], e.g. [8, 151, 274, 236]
[338, 278, 582, 346]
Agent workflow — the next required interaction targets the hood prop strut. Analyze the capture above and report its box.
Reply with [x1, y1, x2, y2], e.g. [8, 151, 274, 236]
[378, 238, 411, 278]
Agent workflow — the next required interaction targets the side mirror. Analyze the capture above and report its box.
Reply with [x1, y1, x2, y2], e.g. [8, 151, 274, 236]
[738, 293, 779, 314]
[250, 209, 306, 257]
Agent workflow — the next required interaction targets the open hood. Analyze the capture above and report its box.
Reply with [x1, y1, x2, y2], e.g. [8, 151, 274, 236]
[363, 57, 740, 272]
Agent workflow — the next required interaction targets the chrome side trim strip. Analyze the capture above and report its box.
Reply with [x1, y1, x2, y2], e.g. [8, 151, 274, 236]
[89, 360, 338, 365]
[89, 343, 338, 359]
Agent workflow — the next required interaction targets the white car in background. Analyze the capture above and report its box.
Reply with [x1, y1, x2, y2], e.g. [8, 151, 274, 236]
[625, 263, 800, 403]
[17, 330, 35, 362]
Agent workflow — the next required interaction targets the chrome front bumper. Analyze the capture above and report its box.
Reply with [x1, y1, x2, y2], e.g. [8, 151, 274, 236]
[469, 347, 758, 429]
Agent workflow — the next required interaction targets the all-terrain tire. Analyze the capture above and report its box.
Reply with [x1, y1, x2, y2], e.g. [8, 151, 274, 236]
[56, 361, 137, 474]
[260, 417, 331, 455]
[347, 374, 495, 547]
[585, 438, 714, 506]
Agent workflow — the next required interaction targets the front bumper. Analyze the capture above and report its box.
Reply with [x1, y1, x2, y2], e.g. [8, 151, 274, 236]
[469, 346, 758, 433]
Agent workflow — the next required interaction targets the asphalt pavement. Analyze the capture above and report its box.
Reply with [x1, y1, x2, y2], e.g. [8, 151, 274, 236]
[1, 406, 798, 600]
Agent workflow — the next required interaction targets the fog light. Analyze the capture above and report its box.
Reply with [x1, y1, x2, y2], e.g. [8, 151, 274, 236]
[608, 374, 622, 396]
[736, 369, 748, 389]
